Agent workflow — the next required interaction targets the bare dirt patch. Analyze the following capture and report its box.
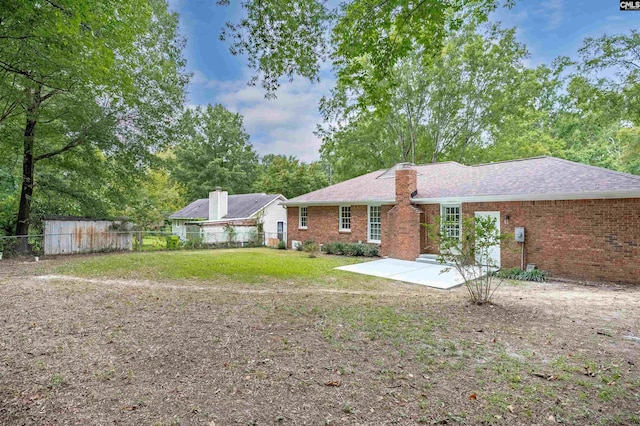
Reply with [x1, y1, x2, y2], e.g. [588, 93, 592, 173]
[0, 258, 639, 425]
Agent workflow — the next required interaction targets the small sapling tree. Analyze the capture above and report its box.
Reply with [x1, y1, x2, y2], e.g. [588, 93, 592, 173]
[427, 214, 508, 304]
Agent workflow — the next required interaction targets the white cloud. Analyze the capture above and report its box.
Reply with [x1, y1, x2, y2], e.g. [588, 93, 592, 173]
[191, 69, 209, 86]
[190, 71, 333, 163]
[540, 0, 563, 30]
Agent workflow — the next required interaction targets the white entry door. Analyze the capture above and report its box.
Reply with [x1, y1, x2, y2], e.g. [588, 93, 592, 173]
[474, 211, 501, 268]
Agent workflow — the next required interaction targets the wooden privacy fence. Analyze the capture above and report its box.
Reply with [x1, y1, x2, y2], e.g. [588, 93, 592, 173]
[43, 218, 132, 255]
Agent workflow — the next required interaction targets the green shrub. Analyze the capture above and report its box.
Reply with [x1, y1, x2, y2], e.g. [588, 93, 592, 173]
[493, 267, 547, 282]
[344, 242, 365, 256]
[0, 236, 18, 257]
[362, 243, 379, 257]
[519, 269, 548, 282]
[322, 241, 339, 255]
[277, 240, 286, 250]
[493, 267, 521, 278]
[333, 242, 346, 255]
[303, 241, 320, 258]
[166, 235, 181, 250]
[319, 241, 379, 257]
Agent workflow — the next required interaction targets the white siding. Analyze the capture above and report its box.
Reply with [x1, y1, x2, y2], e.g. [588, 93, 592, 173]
[261, 199, 287, 244]
[171, 219, 188, 240]
[200, 225, 257, 244]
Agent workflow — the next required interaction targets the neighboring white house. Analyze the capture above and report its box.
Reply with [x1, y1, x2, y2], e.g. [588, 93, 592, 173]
[169, 188, 287, 246]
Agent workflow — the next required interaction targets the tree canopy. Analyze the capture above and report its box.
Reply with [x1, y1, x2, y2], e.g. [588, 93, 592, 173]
[320, 22, 541, 180]
[319, 22, 640, 182]
[0, 0, 188, 243]
[253, 155, 328, 198]
[218, 0, 501, 96]
[171, 105, 260, 200]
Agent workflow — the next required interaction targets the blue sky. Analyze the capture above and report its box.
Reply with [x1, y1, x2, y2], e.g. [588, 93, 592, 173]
[168, 0, 639, 162]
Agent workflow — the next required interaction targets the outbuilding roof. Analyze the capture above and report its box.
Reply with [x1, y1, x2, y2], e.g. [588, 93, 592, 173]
[284, 157, 640, 205]
[169, 193, 284, 220]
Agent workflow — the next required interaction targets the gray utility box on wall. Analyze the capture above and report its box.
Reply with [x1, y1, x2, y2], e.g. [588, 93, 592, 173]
[515, 227, 525, 243]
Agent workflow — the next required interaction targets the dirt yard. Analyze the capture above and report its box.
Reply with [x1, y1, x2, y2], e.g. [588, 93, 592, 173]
[0, 253, 639, 425]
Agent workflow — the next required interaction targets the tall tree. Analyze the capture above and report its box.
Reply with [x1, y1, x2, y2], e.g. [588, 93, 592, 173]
[172, 105, 259, 199]
[320, 23, 534, 177]
[0, 0, 188, 247]
[217, 0, 501, 96]
[464, 61, 567, 164]
[253, 154, 328, 198]
[124, 166, 187, 230]
[529, 30, 640, 175]
[319, 116, 405, 182]
[578, 29, 640, 125]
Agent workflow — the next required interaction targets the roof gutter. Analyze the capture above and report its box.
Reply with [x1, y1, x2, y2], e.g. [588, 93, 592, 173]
[411, 190, 640, 204]
[282, 199, 395, 207]
[185, 217, 255, 225]
[169, 217, 205, 221]
[281, 190, 640, 207]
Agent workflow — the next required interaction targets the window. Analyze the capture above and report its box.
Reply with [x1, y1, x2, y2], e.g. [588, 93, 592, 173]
[299, 207, 308, 229]
[339, 206, 351, 231]
[277, 221, 284, 241]
[368, 205, 381, 243]
[441, 204, 461, 240]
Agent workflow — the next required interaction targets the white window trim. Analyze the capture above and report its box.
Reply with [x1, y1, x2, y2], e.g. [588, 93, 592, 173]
[339, 205, 351, 232]
[298, 206, 308, 230]
[368, 205, 381, 244]
[440, 203, 462, 240]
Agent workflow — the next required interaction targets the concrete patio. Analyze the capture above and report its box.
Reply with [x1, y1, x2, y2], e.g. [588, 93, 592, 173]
[335, 258, 467, 290]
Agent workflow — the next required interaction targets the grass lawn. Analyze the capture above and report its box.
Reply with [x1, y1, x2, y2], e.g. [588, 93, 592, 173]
[1, 249, 639, 425]
[54, 248, 371, 286]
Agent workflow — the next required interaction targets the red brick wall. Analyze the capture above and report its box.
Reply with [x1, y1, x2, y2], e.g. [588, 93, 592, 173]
[379, 205, 392, 255]
[420, 204, 440, 254]
[421, 199, 640, 284]
[289, 197, 639, 284]
[287, 205, 369, 246]
[385, 204, 421, 260]
[382, 168, 420, 260]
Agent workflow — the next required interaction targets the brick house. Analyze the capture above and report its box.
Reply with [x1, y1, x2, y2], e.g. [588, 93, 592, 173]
[284, 157, 640, 284]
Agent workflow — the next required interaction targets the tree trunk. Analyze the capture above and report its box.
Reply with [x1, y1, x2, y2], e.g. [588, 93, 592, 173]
[431, 149, 439, 163]
[15, 87, 41, 253]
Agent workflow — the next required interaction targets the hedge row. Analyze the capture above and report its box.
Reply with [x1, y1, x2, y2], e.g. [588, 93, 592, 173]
[321, 241, 379, 257]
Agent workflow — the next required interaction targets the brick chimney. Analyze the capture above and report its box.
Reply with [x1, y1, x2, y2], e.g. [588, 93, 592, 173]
[208, 187, 228, 220]
[382, 165, 421, 260]
[395, 164, 417, 205]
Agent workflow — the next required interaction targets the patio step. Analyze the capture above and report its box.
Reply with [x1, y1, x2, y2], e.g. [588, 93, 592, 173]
[415, 254, 450, 266]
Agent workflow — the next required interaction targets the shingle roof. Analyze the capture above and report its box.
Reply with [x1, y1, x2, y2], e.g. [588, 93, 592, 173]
[169, 193, 284, 220]
[285, 157, 640, 205]
[169, 199, 209, 220]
